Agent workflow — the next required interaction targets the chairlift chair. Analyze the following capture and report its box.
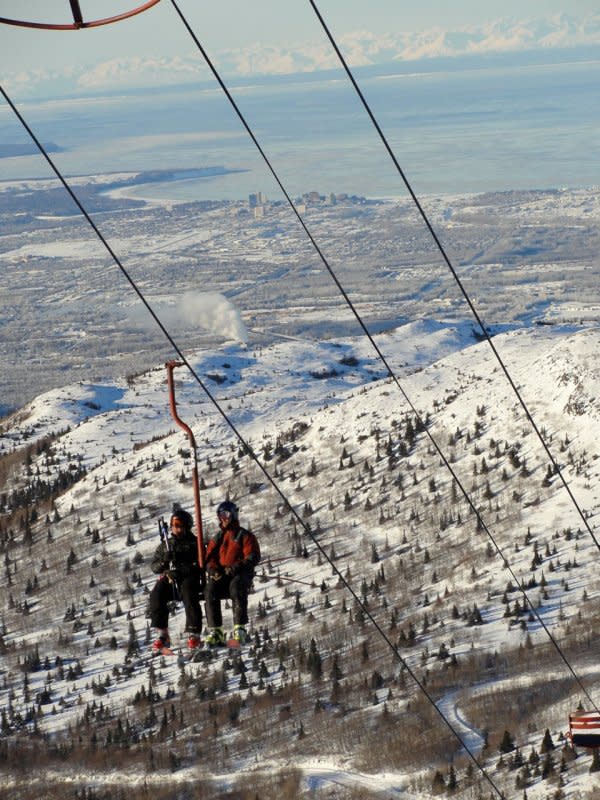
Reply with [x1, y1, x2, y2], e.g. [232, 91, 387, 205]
[0, 0, 161, 30]
[569, 711, 600, 748]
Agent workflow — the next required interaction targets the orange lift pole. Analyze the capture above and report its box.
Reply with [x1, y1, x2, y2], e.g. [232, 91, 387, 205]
[165, 360, 205, 569]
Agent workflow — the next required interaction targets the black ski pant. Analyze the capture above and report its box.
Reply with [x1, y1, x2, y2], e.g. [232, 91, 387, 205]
[148, 574, 202, 633]
[205, 571, 253, 628]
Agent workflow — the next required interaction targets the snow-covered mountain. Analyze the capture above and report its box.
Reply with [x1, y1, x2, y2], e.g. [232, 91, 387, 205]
[2, 319, 600, 798]
[6, 12, 600, 97]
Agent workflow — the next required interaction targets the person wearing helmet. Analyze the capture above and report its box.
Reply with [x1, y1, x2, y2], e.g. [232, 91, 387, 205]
[204, 500, 261, 646]
[148, 505, 203, 653]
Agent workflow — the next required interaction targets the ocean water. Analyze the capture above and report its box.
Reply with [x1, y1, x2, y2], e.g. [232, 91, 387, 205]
[1, 57, 599, 201]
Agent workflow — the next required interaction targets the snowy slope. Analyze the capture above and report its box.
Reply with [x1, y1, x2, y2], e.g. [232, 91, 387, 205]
[2, 320, 600, 799]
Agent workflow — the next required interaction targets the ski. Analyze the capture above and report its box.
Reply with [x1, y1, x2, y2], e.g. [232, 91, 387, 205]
[226, 635, 252, 651]
[189, 648, 214, 663]
[192, 639, 245, 653]
[152, 646, 176, 657]
[151, 646, 203, 666]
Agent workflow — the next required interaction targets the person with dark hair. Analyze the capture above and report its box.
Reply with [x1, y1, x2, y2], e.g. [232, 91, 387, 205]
[204, 500, 261, 646]
[148, 505, 203, 653]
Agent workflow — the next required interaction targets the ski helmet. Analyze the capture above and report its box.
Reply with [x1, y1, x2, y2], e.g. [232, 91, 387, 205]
[217, 500, 239, 521]
[171, 505, 193, 531]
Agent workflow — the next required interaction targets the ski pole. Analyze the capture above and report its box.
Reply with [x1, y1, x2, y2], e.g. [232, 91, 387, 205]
[266, 555, 306, 565]
[158, 516, 180, 611]
[260, 573, 316, 589]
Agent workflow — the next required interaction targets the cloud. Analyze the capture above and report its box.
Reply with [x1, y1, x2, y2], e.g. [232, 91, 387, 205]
[5, 13, 600, 96]
[179, 291, 248, 344]
[188, 13, 600, 75]
[129, 292, 248, 345]
[76, 55, 207, 90]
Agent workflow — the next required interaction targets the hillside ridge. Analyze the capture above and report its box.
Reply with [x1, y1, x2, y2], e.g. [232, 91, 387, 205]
[1, 321, 600, 799]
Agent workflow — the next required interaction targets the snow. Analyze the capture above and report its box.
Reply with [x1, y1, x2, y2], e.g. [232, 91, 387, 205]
[3, 186, 600, 796]
[0, 172, 142, 194]
[3, 320, 600, 795]
[303, 763, 410, 797]
[436, 688, 486, 755]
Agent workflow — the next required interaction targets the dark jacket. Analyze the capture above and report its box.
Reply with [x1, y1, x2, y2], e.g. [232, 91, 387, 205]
[151, 530, 201, 579]
[205, 524, 260, 573]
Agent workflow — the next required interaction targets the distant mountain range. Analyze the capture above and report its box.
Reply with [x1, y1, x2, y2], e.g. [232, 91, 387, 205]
[213, 12, 600, 75]
[4, 12, 600, 98]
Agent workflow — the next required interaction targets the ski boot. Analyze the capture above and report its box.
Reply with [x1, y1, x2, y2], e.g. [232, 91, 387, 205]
[204, 627, 226, 647]
[152, 629, 171, 655]
[229, 624, 248, 647]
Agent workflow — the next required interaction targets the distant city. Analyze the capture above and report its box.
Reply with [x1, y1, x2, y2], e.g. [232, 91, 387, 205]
[1, 173, 598, 413]
[247, 189, 372, 219]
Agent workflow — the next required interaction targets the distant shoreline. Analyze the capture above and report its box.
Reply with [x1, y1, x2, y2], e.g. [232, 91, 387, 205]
[0, 166, 252, 211]
[100, 166, 250, 205]
[0, 142, 63, 159]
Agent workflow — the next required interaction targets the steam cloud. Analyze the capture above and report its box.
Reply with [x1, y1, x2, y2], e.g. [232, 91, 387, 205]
[179, 291, 248, 344]
[131, 292, 248, 344]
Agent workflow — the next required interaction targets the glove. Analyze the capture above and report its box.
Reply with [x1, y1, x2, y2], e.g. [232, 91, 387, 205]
[225, 562, 241, 577]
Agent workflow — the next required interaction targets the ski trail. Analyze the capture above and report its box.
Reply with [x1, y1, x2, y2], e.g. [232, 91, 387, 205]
[304, 766, 411, 797]
[436, 688, 485, 755]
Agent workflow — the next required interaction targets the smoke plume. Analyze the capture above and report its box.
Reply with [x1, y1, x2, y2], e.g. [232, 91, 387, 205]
[130, 292, 248, 344]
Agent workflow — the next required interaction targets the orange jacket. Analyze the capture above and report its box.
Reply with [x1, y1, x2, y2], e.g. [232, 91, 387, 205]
[205, 525, 260, 571]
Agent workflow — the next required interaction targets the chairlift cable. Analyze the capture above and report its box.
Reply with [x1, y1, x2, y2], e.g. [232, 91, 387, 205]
[307, 0, 600, 556]
[3, 8, 595, 767]
[165, 1, 502, 560]
[0, 83, 537, 793]
[166, 0, 599, 714]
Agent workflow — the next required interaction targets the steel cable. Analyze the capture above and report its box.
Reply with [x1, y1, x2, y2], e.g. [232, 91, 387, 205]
[307, 0, 600, 556]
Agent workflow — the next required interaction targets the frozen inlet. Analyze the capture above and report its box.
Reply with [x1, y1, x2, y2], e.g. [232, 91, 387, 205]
[569, 712, 600, 748]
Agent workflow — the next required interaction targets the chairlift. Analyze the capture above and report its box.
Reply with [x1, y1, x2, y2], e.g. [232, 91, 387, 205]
[568, 711, 600, 748]
[0, 0, 161, 30]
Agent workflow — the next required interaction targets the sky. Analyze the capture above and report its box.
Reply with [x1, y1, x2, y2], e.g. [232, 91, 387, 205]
[1, 1, 598, 47]
[1, 1, 599, 98]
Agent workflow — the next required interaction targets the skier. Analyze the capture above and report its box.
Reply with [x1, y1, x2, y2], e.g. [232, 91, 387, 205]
[148, 506, 203, 653]
[204, 500, 261, 646]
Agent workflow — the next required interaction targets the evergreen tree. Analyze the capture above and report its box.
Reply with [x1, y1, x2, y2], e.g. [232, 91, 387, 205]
[431, 770, 445, 794]
[329, 653, 343, 681]
[431, 769, 446, 794]
[447, 764, 457, 791]
[307, 638, 322, 680]
[540, 728, 555, 753]
[541, 752, 555, 779]
[499, 730, 516, 753]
